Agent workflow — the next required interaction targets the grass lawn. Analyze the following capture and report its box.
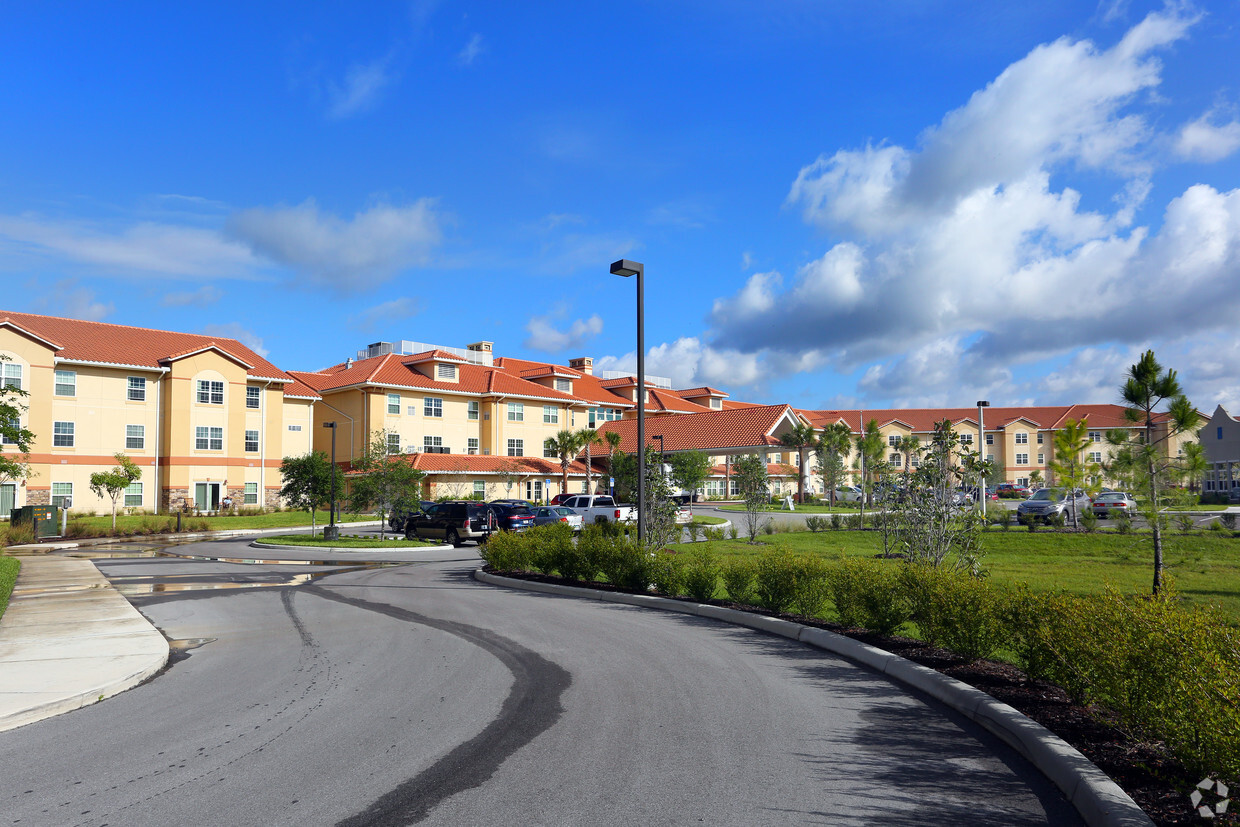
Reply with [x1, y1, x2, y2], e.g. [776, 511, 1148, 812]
[688, 516, 727, 526]
[1, 510, 371, 544]
[717, 503, 861, 514]
[679, 528, 1240, 619]
[0, 556, 18, 623]
[261, 534, 438, 549]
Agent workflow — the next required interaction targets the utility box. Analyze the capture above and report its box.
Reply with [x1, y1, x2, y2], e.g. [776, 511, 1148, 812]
[9, 505, 61, 538]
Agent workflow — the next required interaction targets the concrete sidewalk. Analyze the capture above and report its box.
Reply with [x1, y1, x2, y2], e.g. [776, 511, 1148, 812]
[0, 556, 169, 733]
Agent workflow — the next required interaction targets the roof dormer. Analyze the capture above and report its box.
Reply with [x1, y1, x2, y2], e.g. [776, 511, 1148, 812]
[678, 385, 730, 410]
[518, 364, 581, 394]
[402, 349, 467, 383]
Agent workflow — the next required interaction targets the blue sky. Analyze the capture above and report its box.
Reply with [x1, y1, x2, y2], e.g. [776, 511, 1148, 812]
[2, 1, 1238, 412]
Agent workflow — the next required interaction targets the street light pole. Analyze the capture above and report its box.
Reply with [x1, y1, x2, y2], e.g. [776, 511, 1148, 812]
[611, 259, 645, 548]
[976, 401, 989, 515]
[323, 421, 338, 541]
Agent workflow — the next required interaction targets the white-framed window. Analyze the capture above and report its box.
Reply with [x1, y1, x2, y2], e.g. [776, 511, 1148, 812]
[1016, 453, 1029, 465]
[544, 439, 557, 458]
[195, 426, 223, 450]
[888, 434, 900, 446]
[1016, 477, 1030, 487]
[1015, 432, 1028, 445]
[2, 363, 20, 389]
[581, 481, 589, 493]
[197, 380, 224, 404]
[1036, 453, 1044, 465]
[507, 438, 523, 457]
[246, 386, 260, 409]
[124, 482, 143, 508]
[473, 480, 486, 498]
[543, 405, 558, 424]
[985, 433, 994, 445]
[468, 401, 479, 420]
[424, 436, 443, 451]
[53, 421, 74, 447]
[507, 402, 523, 422]
[244, 482, 259, 505]
[126, 424, 145, 450]
[1088, 451, 1103, 463]
[387, 393, 401, 415]
[245, 430, 259, 452]
[1036, 433, 1044, 444]
[425, 397, 443, 418]
[128, 376, 146, 402]
[793, 453, 801, 466]
[1, 415, 18, 445]
[960, 433, 974, 445]
[1089, 431, 1101, 443]
[911, 455, 921, 467]
[54, 370, 76, 397]
[554, 378, 570, 392]
[467, 437, 479, 455]
[386, 433, 401, 454]
[889, 453, 902, 467]
[52, 482, 72, 508]
[437, 363, 457, 380]
[986, 453, 995, 463]
[288, 424, 302, 431]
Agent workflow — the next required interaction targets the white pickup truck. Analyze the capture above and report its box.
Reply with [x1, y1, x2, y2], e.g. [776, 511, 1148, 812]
[559, 494, 636, 525]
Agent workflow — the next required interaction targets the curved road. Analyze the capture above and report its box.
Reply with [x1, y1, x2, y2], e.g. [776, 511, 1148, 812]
[0, 540, 1079, 826]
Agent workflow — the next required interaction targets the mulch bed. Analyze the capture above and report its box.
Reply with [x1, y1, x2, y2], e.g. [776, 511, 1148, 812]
[490, 568, 1234, 826]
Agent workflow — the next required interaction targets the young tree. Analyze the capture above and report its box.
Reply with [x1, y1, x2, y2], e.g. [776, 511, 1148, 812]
[89, 453, 142, 530]
[0, 356, 35, 491]
[610, 444, 679, 548]
[668, 450, 712, 511]
[575, 427, 601, 495]
[899, 420, 987, 572]
[603, 430, 623, 494]
[854, 419, 885, 523]
[814, 422, 851, 505]
[779, 421, 819, 503]
[1105, 350, 1199, 595]
[897, 435, 921, 477]
[1049, 418, 1100, 529]
[731, 453, 770, 542]
[347, 429, 425, 540]
[544, 429, 582, 498]
[279, 451, 332, 536]
[1028, 469, 1044, 489]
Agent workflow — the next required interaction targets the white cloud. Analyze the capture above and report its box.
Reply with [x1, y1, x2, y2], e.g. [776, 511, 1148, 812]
[1174, 109, 1240, 163]
[596, 337, 764, 390]
[349, 297, 420, 332]
[227, 198, 441, 288]
[201, 322, 269, 359]
[326, 57, 394, 119]
[537, 233, 638, 275]
[34, 281, 114, 322]
[458, 33, 485, 66]
[162, 285, 223, 307]
[524, 314, 603, 352]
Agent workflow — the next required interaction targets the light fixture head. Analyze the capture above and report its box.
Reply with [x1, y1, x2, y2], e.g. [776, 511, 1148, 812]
[610, 259, 643, 277]
[976, 400, 990, 408]
[323, 421, 337, 428]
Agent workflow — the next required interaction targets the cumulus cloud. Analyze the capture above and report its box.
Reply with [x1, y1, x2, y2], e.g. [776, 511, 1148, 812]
[458, 33, 485, 66]
[349, 297, 420, 332]
[326, 57, 394, 119]
[1174, 109, 1240, 163]
[201, 322, 269, 359]
[524, 314, 603, 352]
[701, 7, 1240, 405]
[162, 285, 223, 307]
[596, 337, 764, 391]
[33, 281, 114, 322]
[227, 198, 441, 288]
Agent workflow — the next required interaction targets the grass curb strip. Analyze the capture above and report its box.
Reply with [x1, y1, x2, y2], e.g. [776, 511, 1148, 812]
[250, 540, 451, 553]
[474, 568, 1154, 827]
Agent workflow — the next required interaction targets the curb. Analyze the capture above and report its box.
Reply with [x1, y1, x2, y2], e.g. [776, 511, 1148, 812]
[5, 520, 385, 553]
[473, 569, 1153, 827]
[249, 540, 453, 554]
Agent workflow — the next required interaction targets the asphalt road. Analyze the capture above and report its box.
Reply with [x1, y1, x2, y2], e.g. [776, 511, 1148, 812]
[0, 545, 1080, 826]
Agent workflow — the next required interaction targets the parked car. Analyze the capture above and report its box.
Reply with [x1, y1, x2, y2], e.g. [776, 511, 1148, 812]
[996, 483, 1032, 498]
[548, 493, 575, 506]
[486, 503, 537, 532]
[559, 494, 637, 525]
[490, 498, 534, 508]
[531, 505, 584, 531]
[403, 501, 494, 546]
[1090, 491, 1138, 518]
[1016, 488, 1093, 523]
[389, 500, 436, 533]
[831, 486, 863, 503]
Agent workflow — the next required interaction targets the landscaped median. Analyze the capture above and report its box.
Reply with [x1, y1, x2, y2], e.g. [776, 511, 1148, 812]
[1, 509, 364, 546]
[477, 523, 1239, 825]
[256, 534, 438, 549]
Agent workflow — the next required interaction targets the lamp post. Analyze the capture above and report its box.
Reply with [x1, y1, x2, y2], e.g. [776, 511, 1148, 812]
[611, 258, 645, 547]
[323, 421, 338, 541]
[976, 401, 989, 514]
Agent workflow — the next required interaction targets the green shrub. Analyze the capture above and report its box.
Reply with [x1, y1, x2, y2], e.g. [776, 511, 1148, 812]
[648, 550, 686, 596]
[825, 557, 909, 634]
[1080, 509, 1098, 533]
[527, 524, 578, 578]
[703, 527, 725, 542]
[1221, 513, 1237, 531]
[720, 557, 755, 604]
[830, 513, 843, 531]
[478, 529, 528, 572]
[596, 534, 652, 591]
[753, 548, 798, 614]
[1019, 514, 1038, 532]
[64, 521, 98, 539]
[899, 565, 1009, 662]
[1003, 585, 1070, 685]
[1047, 512, 1065, 528]
[804, 516, 826, 533]
[790, 555, 831, 618]
[682, 546, 720, 602]
[727, 524, 738, 540]
[1209, 519, 1226, 533]
[3, 521, 36, 546]
[1114, 512, 1133, 534]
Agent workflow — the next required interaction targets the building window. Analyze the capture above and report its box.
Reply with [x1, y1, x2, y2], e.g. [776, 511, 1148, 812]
[889, 453, 902, 467]
[425, 397, 443, 418]
[1036, 433, 1044, 444]
[1, 416, 18, 445]
[437, 363, 457, 380]
[543, 405, 558, 424]
[467, 437, 479, 455]
[52, 482, 72, 508]
[888, 434, 899, 446]
[288, 424, 302, 431]
[128, 377, 146, 402]
[386, 433, 401, 454]
[581, 480, 589, 493]
[245, 430, 259, 452]
[1218, 427, 1224, 440]
[53, 421, 74, 447]
[197, 380, 224, 404]
[1086, 451, 1102, 463]
[986, 453, 994, 463]
[424, 436, 443, 452]
[1089, 431, 1101, 443]
[507, 402, 524, 422]
[1015, 432, 1028, 445]
[195, 426, 223, 451]
[544, 439, 557, 458]
[960, 433, 974, 445]
[124, 482, 143, 508]
[1016, 453, 1029, 465]
[554, 378, 570, 392]
[507, 438, 523, 457]
[1016, 477, 1030, 487]
[246, 386, 260, 408]
[911, 455, 921, 467]
[406, 406, 418, 416]
[1037, 453, 1044, 465]
[468, 401, 479, 421]
[244, 482, 259, 505]
[55, 370, 76, 397]
[2, 363, 20, 389]
[985, 433, 994, 445]
[126, 424, 145, 450]
[388, 393, 401, 415]
[473, 480, 486, 498]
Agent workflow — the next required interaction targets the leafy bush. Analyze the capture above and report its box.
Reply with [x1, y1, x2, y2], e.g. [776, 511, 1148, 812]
[1114, 512, 1133, 534]
[596, 534, 652, 591]
[830, 513, 843, 531]
[703, 527, 725, 542]
[530, 524, 579, 579]
[720, 557, 755, 604]
[804, 516, 827, 533]
[789, 555, 831, 618]
[1080, 509, 1098, 533]
[900, 564, 1009, 661]
[1019, 514, 1038, 532]
[1221, 513, 1237, 531]
[1047, 512, 1065, 528]
[753, 548, 799, 614]
[648, 550, 686, 596]
[478, 529, 529, 572]
[727, 524, 738, 540]
[1174, 512, 1195, 533]
[825, 557, 909, 634]
[1209, 520, 1227, 533]
[682, 546, 720, 602]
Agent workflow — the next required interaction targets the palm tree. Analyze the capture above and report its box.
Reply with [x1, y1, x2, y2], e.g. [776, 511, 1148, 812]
[779, 421, 819, 503]
[575, 427, 601, 495]
[898, 435, 921, 477]
[545, 429, 582, 498]
[604, 430, 623, 495]
[814, 422, 853, 505]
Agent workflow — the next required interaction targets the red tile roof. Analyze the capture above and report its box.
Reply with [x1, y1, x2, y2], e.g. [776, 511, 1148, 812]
[343, 453, 592, 476]
[0, 310, 291, 381]
[798, 405, 1145, 433]
[708, 463, 797, 477]
[493, 356, 636, 408]
[595, 405, 798, 453]
[401, 349, 467, 364]
[677, 386, 729, 398]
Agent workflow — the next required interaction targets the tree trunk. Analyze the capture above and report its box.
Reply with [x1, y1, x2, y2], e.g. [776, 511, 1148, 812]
[111, 498, 118, 531]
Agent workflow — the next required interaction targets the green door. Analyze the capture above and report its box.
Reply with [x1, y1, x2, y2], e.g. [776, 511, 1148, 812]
[0, 484, 14, 517]
[194, 483, 221, 511]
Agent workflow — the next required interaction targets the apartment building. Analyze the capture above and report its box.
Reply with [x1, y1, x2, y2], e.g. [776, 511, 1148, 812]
[1201, 405, 1240, 497]
[0, 311, 315, 514]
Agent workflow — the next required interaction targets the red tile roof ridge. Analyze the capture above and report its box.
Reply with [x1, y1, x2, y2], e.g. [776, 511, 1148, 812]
[401, 349, 468, 364]
[677, 386, 729, 397]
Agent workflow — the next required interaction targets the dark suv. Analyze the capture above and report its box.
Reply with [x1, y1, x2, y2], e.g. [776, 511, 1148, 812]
[389, 501, 435, 534]
[404, 501, 495, 546]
